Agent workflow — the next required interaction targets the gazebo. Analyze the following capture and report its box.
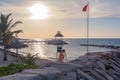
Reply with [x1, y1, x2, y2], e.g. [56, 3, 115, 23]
[54, 31, 63, 40]
[48, 31, 68, 61]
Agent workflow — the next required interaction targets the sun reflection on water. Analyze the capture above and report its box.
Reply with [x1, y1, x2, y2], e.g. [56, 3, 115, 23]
[33, 44, 46, 58]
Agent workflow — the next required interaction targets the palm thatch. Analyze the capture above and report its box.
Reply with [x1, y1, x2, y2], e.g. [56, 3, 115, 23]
[48, 39, 68, 45]
[54, 31, 63, 37]
[0, 38, 28, 57]
[6, 38, 28, 49]
[0, 38, 28, 49]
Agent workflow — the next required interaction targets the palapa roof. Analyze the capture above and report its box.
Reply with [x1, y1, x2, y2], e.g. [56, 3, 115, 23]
[54, 31, 63, 37]
[7, 38, 28, 49]
[48, 39, 68, 45]
[0, 38, 28, 49]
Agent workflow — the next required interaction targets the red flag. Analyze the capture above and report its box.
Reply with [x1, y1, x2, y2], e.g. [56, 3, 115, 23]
[82, 4, 88, 12]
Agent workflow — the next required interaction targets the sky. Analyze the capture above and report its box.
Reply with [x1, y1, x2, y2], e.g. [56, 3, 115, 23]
[0, 0, 120, 39]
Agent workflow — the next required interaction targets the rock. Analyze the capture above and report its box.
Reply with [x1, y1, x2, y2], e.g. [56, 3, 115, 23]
[94, 68, 114, 80]
[111, 63, 120, 73]
[78, 69, 95, 80]
[58, 72, 76, 80]
[0, 67, 61, 80]
[96, 61, 106, 71]
[49, 63, 77, 74]
[90, 70, 106, 80]
[109, 69, 120, 76]
[106, 70, 120, 80]
[109, 59, 120, 68]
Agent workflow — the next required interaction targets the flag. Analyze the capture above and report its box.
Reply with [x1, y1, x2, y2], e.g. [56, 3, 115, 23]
[82, 4, 88, 12]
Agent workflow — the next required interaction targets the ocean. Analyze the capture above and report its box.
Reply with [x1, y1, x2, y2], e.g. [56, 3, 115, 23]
[11, 39, 120, 61]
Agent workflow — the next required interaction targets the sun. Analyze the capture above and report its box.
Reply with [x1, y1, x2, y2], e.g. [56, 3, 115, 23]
[29, 4, 49, 19]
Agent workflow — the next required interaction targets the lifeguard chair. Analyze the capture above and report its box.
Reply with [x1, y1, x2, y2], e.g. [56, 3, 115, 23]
[54, 31, 68, 62]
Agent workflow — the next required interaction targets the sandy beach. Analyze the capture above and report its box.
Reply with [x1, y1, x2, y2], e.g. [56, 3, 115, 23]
[0, 49, 18, 66]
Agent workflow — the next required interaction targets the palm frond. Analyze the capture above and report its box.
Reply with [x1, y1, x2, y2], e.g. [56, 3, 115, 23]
[7, 19, 13, 29]
[6, 19, 13, 31]
[11, 30, 23, 37]
[12, 30, 23, 34]
[0, 14, 9, 32]
[9, 21, 22, 29]
[0, 14, 5, 24]
[6, 13, 12, 21]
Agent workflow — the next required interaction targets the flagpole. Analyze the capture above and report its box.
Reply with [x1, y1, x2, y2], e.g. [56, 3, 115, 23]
[87, 1, 89, 53]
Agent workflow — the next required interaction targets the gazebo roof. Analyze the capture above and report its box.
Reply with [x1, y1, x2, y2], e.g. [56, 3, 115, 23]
[54, 31, 63, 37]
[48, 40, 68, 45]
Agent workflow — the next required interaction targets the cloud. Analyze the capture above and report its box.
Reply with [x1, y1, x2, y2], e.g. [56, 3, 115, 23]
[90, 0, 120, 18]
[44, 0, 120, 19]
[0, 6, 30, 20]
[0, 0, 120, 20]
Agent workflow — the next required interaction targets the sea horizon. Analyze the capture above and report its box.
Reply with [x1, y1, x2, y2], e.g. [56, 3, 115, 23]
[19, 37, 120, 40]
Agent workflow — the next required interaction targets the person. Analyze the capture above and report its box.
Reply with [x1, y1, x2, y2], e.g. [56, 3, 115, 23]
[59, 50, 64, 63]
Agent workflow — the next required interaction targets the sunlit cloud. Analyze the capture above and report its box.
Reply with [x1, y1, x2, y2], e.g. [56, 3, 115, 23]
[0, 0, 120, 20]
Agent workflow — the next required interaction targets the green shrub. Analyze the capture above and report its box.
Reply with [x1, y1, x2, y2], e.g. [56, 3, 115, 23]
[0, 53, 39, 77]
[19, 53, 38, 68]
[0, 63, 28, 77]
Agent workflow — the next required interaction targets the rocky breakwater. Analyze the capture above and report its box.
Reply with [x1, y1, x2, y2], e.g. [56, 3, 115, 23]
[70, 51, 120, 80]
[1, 51, 120, 80]
[81, 44, 120, 50]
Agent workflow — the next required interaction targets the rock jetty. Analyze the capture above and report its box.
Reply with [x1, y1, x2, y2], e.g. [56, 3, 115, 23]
[70, 51, 120, 80]
[81, 44, 120, 49]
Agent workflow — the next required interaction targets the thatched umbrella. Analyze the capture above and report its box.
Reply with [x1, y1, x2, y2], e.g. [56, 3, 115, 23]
[54, 31, 64, 37]
[0, 38, 28, 57]
[48, 40, 68, 45]
[6, 38, 28, 56]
